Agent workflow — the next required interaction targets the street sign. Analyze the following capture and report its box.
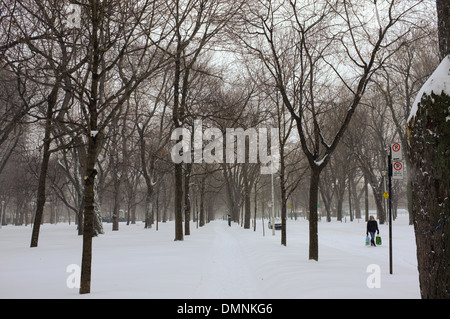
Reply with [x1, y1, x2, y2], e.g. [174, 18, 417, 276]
[391, 143, 402, 160]
[383, 192, 389, 199]
[392, 161, 404, 180]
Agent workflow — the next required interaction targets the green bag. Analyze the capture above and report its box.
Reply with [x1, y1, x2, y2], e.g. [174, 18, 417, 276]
[376, 235, 382, 245]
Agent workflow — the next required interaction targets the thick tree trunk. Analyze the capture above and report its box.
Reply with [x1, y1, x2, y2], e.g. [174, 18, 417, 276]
[408, 91, 450, 299]
[309, 168, 321, 261]
[144, 193, 152, 229]
[80, 1, 100, 293]
[436, 0, 450, 59]
[79, 137, 98, 294]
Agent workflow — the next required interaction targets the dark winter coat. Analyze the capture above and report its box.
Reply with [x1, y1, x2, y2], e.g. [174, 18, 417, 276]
[366, 220, 379, 234]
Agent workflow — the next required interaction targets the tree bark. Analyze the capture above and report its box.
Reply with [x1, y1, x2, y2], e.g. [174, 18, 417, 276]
[308, 168, 321, 261]
[30, 84, 58, 247]
[80, 0, 101, 294]
[184, 162, 192, 235]
[172, 24, 184, 241]
[199, 176, 206, 227]
[436, 0, 450, 59]
[79, 135, 98, 294]
[280, 154, 287, 246]
[243, 163, 251, 229]
[408, 91, 450, 299]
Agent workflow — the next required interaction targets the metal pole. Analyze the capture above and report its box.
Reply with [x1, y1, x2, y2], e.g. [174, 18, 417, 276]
[388, 149, 393, 275]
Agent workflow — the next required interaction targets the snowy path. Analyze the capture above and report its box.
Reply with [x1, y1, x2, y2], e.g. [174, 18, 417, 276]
[0, 215, 420, 299]
[194, 223, 265, 298]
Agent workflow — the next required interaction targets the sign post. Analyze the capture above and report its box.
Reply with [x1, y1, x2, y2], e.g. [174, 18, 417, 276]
[388, 142, 404, 275]
[388, 149, 393, 275]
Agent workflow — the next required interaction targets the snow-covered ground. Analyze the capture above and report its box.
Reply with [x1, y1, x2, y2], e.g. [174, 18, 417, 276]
[0, 214, 420, 299]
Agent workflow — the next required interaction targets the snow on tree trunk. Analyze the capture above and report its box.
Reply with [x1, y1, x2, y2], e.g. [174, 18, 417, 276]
[407, 55, 450, 299]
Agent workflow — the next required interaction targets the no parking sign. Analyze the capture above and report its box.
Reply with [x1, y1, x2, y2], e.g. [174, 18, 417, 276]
[392, 161, 404, 180]
[391, 143, 402, 160]
[391, 143, 404, 180]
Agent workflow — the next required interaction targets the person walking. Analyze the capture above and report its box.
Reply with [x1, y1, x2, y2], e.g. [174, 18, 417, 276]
[366, 216, 379, 247]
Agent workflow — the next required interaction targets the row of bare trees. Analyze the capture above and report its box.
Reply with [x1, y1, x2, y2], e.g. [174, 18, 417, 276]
[0, 0, 441, 295]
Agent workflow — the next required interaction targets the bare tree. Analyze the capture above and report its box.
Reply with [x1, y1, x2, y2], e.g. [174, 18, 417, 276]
[135, 69, 173, 229]
[70, 0, 173, 294]
[167, 0, 244, 241]
[237, 0, 426, 260]
[0, 0, 85, 247]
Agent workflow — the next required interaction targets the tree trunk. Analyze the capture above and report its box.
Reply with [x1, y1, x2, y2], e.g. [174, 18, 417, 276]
[336, 188, 344, 222]
[280, 162, 287, 246]
[79, 135, 98, 294]
[372, 189, 386, 224]
[436, 0, 450, 59]
[80, 1, 101, 293]
[184, 163, 192, 235]
[319, 185, 333, 222]
[364, 174, 369, 222]
[408, 90, 450, 299]
[309, 168, 321, 261]
[77, 193, 84, 236]
[199, 176, 206, 227]
[243, 165, 251, 229]
[112, 179, 120, 231]
[30, 85, 58, 247]
[144, 194, 152, 229]
[93, 181, 104, 236]
[172, 34, 184, 241]
[348, 178, 353, 222]
[253, 181, 258, 232]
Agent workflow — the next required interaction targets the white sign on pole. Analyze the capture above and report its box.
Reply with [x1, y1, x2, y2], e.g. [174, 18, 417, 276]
[392, 161, 404, 180]
[391, 143, 402, 161]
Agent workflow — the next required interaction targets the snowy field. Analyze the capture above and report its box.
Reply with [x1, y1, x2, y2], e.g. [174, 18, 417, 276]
[0, 214, 420, 299]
